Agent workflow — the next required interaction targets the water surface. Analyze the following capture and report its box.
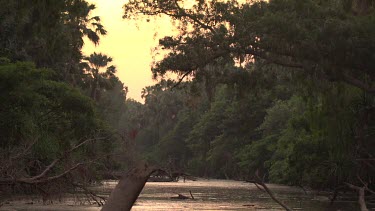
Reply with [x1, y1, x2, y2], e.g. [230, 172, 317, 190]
[0, 179, 359, 210]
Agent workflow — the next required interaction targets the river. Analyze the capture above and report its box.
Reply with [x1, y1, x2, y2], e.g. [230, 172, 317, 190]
[0, 179, 360, 210]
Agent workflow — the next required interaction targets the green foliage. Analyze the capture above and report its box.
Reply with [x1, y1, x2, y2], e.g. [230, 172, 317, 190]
[0, 61, 96, 149]
[155, 109, 194, 169]
[261, 85, 373, 188]
[0, 61, 122, 191]
[122, 35, 374, 188]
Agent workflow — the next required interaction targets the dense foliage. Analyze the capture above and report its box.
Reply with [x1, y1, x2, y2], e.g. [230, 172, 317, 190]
[121, 0, 375, 194]
[0, 0, 127, 199]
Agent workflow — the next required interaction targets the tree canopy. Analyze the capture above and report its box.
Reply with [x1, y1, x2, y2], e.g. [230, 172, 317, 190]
[123, 0, 374, 93]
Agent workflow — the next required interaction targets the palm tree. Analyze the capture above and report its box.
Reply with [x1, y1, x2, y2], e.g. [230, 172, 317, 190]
[82, 52, 117, 101]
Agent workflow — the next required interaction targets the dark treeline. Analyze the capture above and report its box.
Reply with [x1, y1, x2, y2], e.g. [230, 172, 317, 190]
[0, 0, 127, 201]
[126, 63, 374, 188]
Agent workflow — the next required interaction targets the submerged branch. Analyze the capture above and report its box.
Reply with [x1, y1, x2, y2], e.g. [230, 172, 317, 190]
[248, 171, 292, 211]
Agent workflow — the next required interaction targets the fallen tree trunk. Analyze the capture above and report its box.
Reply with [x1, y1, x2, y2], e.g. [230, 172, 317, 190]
[101, 162, 157, 211]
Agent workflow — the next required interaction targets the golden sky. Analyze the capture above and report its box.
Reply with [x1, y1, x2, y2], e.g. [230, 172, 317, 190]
[83, 0, 175, 102]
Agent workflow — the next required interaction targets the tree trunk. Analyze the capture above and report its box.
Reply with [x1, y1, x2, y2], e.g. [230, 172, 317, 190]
[91, 80, 98, 101]
[101, 162, 157, 211]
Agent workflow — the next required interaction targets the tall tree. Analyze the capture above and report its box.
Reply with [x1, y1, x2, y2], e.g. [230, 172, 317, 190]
[82, 52, 117, 101]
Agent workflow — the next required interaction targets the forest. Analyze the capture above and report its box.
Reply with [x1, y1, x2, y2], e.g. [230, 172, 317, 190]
[0, 0, 374, 210]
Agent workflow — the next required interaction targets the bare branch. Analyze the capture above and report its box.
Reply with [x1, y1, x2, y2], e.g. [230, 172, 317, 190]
[26, 137, 101, 181]
[0, 163, 84, 185]
[0, 136, 108, 185]
[356, 175, 375, 195]
[344, 183, 369, 211]
[246, 171, 293, 211]
[27, 159, 60, 181]
[30, 163, 84, 184]
[173, 0, 217, 34]
[189, 190, 195, 200]
[172, 69, 194, 89]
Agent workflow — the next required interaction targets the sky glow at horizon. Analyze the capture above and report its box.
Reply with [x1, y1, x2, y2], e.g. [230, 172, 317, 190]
[83, 0, 176, 102]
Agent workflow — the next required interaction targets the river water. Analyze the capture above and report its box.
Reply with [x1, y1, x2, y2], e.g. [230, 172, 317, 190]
[0, 179, 360, 210]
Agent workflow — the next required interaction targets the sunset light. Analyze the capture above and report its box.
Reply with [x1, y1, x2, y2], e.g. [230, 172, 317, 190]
[83, 0, 175, 102]
[1, 0, 373, 210]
